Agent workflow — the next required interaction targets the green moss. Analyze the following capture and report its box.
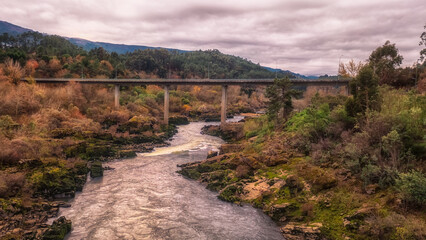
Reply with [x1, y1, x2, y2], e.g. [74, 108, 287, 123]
[218, 185, 241, 203]
[312, 189, 363, 240]
[42, 216, 72, 240]
[29, 164, 81, 197]
[90, 161, 103, 178]
[177, 168, 201, 180]
[118, 150, 137, 159]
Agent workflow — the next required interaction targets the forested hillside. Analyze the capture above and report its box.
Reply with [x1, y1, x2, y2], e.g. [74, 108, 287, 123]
[0, 29, 294, 80]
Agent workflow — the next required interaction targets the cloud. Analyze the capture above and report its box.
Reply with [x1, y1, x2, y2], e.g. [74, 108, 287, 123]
[0, 0, 425, 75]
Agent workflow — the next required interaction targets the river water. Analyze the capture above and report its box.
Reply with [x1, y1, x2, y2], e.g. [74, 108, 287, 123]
[55, 119, 283, 240]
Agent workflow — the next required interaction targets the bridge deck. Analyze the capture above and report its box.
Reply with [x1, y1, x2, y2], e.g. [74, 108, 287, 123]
[25, 78, 350, 86]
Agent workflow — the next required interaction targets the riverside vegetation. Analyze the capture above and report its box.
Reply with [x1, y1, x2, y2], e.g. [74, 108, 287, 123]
[179, 41, 426, 239]
[0, 73, 266, 239]
[0, 33, 269, 239]
[181, 85, 426, 240]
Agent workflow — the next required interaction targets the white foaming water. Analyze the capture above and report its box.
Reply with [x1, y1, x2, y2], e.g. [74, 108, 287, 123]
[53, 117, 283, 240]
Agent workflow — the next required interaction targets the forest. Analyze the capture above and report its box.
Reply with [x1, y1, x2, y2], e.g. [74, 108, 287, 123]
[0, 32, 293, 80]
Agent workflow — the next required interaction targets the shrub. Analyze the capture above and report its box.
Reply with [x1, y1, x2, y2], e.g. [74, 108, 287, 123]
[298, 164, 337, 192]
[286, 103, 331, 141]
[2, 58, 24, 84]
[301, 202, 315, 218]
[396, 170, 426, 206]
[235, 165, 252, 179]
[361, 164, 398, 188]
[366, 212, 426, 240]
[0, 172, 26, 198]
[381, 130, 403, 168]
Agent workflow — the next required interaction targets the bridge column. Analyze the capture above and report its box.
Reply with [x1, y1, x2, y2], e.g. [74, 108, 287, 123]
[164, 85, 169, 125]
[221, 85, 228, 125]
[114, 85, 120, 108]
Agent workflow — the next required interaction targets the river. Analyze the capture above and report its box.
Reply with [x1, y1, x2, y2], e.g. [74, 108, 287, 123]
[54, 118, 283, 240]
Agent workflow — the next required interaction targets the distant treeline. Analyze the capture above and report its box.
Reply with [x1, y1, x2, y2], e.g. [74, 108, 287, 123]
[0, 32, 293, 79]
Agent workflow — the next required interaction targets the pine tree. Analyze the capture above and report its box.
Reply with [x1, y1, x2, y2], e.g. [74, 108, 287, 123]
[266, 77, 301, 121]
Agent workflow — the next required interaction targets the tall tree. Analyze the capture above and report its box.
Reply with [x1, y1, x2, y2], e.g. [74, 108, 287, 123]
[266, 77, 301, 121]
[420, 23, 426, 64]
[369, 41, 403, 85]
[339, 59, 364, 78]
[345, 65, 379, 116]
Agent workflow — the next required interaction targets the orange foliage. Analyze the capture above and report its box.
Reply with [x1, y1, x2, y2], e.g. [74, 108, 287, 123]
[47, 58, 62, 75]
[2, 59, 24, 84]
[182, 104, 192, 112]
[100, 60, 113, 71]
[146, 85, 162, 95]
[25, 59, 39, 76]
[69, 105, 84, 119]
[192, 86, 201, 94]
[339, 59, 364, 78]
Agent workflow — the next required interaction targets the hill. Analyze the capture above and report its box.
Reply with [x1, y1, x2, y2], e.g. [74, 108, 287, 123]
[67, 37, 186, 54]
[0, 20, 33, 36]
[0, 20, 307, 78]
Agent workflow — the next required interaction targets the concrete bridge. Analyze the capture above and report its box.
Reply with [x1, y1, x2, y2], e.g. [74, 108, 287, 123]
[27, 78, 350, 125]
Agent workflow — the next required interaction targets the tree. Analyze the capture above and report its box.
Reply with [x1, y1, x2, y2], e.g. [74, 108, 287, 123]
[339, 59, 364, 78]
[266, 77, 301, 121]
[369, 41, 403, 85]
[420, 23, 426, 64]
[345, 65, 379, 116]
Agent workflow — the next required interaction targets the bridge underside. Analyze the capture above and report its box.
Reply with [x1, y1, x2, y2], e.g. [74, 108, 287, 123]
[27, 78, 350, 125]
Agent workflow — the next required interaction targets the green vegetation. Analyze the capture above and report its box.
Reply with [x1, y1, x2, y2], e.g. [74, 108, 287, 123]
[179, 36, 426, 239]
[265, 77, 301, 121]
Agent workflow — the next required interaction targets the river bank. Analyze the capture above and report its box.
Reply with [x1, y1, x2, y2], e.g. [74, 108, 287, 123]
[48, 119, 283, 240]
[0, 123, 177, 239]
[179, 89, 426, 240]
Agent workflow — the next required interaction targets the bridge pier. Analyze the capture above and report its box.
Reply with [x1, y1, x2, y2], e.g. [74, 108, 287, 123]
[221, 85, 228, 125]
[114, 85, 120, 108]
[164, 85, 169, 125]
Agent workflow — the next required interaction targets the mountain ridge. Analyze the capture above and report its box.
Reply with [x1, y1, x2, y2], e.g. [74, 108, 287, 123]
[0, 20, 312, 78]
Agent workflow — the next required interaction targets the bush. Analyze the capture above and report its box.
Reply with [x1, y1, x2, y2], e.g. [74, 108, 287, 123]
[361, 164, 398, 188]
[286, 103, 331, 141]
[396, 170, 426, 206]
[0, 172, 26, 198]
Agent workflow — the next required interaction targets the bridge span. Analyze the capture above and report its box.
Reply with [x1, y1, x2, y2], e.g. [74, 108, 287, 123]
[26, 78, 350, 125]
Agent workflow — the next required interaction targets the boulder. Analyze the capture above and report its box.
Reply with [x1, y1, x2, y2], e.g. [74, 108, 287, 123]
[42, 216, 72, 240]
[90, 161, 103, 178]
[169, 116, 190, 125]
[219, 144, 243, 154]
[281, 222, 324, 240]
[343, 205, 378, 231]
[364, 184, 379, 195]
[268, 202, 298, 221]
[207, 151, 218, 159]
[219, 123, 244, 141]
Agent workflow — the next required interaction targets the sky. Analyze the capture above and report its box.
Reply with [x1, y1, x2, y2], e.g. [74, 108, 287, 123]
[0, 0, 425, 76]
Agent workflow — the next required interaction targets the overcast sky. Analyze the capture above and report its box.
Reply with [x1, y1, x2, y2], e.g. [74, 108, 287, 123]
[0, 0, 425, 76]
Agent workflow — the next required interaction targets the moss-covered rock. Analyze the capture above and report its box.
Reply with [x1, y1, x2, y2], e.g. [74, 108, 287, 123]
[90, 161, 103, 178]
[118, 150, 137, 159]
[177, 168, 201, 180]
[42, 216, 71, 240]
[169, 116, 190, 125]
[218, 185, 241, 203]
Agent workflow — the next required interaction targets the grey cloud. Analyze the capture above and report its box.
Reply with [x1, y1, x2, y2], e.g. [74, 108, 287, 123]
[0, 0, 425, 75]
